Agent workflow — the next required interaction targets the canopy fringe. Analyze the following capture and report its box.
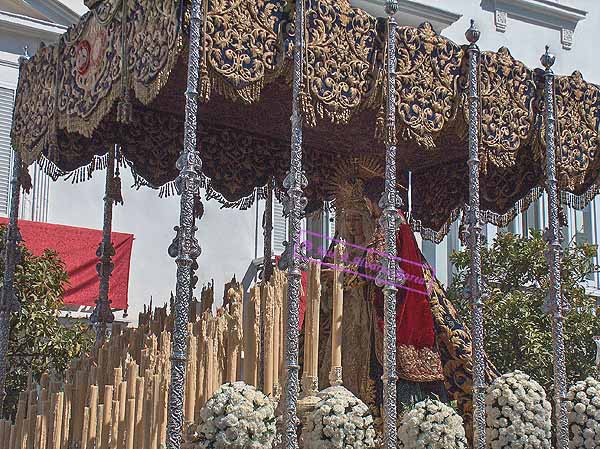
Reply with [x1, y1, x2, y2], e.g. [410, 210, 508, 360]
[158, 180, 180, 198]
[37, 154, 67, 181]
[481, 187, 544, 228]
[411, 207, 462, 244]
[35, 154, 598, 223]
[560, 183, 600, 210]
[36, 151, 128, 185]
[129, 168, 270, 211]
[63, 153, 110, 184]
[413, 186, 546, 244]
[200, 175, 269, 210]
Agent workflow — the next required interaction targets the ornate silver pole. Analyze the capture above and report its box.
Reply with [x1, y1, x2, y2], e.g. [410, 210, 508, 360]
[381, 1, 399, 447]
[0, 50, 28, 414]
[0, 150, 23, 413]
[279, 0, 308, 446]
[465, 20, 486, 449]
[90, 145, 116, 349]
[166, 0, 203, 446]
[540, 46, 569, 449]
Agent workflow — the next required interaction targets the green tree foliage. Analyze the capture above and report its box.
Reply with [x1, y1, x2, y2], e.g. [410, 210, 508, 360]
[1, 227, 93, 417]
[448, 230, 600, 392]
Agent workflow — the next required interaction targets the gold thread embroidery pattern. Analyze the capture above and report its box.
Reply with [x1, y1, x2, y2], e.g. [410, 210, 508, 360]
[474, 47, 536, 168]
[204, 0, 287, 103]
[372, 316, 445, 383]
[552, 71, 600, 192]
[11, 44, 58, 166]
[393, 23, 463, 148]
[57, 11, 122, 137]
[304, 0, 378, 124]
[130, 0, 182, 105]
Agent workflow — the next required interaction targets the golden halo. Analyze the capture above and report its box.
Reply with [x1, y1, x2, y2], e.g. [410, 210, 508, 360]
[324, 156, 406, 212]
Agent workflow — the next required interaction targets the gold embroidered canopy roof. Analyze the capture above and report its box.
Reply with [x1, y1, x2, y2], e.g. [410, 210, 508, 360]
[11, 0, 600, 241]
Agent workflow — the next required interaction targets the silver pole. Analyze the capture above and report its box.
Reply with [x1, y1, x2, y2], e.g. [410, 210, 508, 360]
[0, 50, 28, 414]
[0, 150, 23, 413]
[540, 46, 569, 449]
[465, 20, 486, 449]
[280, 0, 309, 446]
[166, 0, 203, 446]
[90, 145, 116, 349]
[382, 1, 399, 447]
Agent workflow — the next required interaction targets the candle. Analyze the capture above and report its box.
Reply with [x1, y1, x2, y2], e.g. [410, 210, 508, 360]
[330, 241, 345, 386]
[302, 265, 313, 384]
[263, 283, 275, 396]
[272, 277, 282, 394]
[301, 262, 321, 397]
[310, 262, 321, 380]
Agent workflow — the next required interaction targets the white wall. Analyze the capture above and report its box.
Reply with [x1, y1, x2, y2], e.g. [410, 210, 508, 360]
[48, 163, 260, 320]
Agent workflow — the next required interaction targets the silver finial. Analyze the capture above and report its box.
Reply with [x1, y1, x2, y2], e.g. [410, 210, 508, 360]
[540, 45, 556, 70]
[465, 19, 481, 44]
[385, 0, 398, 16]
[18, 46, 30, 65]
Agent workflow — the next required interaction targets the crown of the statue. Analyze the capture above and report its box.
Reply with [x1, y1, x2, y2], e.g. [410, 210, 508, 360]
[326, 156, 405, 213]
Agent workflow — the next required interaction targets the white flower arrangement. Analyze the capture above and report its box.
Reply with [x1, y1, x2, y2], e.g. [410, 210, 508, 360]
[194, 382, 276, 449]
[397, 398, 467, 449]
[486, 370, 552, 449]
[301, 386, 377, 449]
[566, 376, 600, 449]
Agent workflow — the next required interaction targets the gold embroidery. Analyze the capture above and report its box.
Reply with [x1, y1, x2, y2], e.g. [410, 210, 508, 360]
[397, 344, 444, 383]
[372, 318, 444, 383]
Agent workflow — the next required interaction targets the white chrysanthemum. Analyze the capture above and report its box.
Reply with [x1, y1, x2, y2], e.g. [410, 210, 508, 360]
[302, 387, 376, 449]
[566, 377, 600, 449]
[486, 371, 551, 449]
[194, 382, 276, 449]
[397, 399, 467, 449]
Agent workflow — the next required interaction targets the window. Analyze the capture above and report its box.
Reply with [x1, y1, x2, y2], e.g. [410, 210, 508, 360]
[272, 198, 287, 255]
[0, 87, 15, 217]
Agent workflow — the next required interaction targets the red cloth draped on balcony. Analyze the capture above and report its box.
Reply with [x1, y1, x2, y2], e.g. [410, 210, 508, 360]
[0, 218, 134, 310]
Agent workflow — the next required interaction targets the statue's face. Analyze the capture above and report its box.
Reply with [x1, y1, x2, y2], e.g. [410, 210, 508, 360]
[344, 210, 366, 244]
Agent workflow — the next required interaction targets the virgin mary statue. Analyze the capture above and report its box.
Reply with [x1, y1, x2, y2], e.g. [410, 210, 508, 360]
[317, 157, 498, 434]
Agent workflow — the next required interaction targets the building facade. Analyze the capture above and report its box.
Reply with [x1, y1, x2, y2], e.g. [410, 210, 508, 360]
[0, 0, 81, 222]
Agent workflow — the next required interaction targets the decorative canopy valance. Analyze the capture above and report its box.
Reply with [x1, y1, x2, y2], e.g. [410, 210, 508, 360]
[11, 0, 600, 240]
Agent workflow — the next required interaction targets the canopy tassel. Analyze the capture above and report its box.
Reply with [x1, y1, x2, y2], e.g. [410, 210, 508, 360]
[194, 194, 204, 219]
[109, 146, 124, 205]
[117, 0, 131, 124]
[46, 134, 60, 164]
[20, 163, 32, 194]
[375, 104, 385, 141]
[199, 69, 211, 102]
[300, 90, 316, 127]
[117, 96, 132, 124]
[198, 0, 210, 103]
[110, 170, 124, 205]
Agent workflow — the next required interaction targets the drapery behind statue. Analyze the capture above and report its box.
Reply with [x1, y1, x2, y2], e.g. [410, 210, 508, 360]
[316, 157, 498, 435]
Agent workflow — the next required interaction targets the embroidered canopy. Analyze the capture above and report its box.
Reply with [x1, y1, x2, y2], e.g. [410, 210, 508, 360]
[11, 0, 600, 241]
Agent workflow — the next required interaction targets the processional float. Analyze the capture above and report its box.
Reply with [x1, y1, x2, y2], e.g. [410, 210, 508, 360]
[4, 0, 600, 448]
